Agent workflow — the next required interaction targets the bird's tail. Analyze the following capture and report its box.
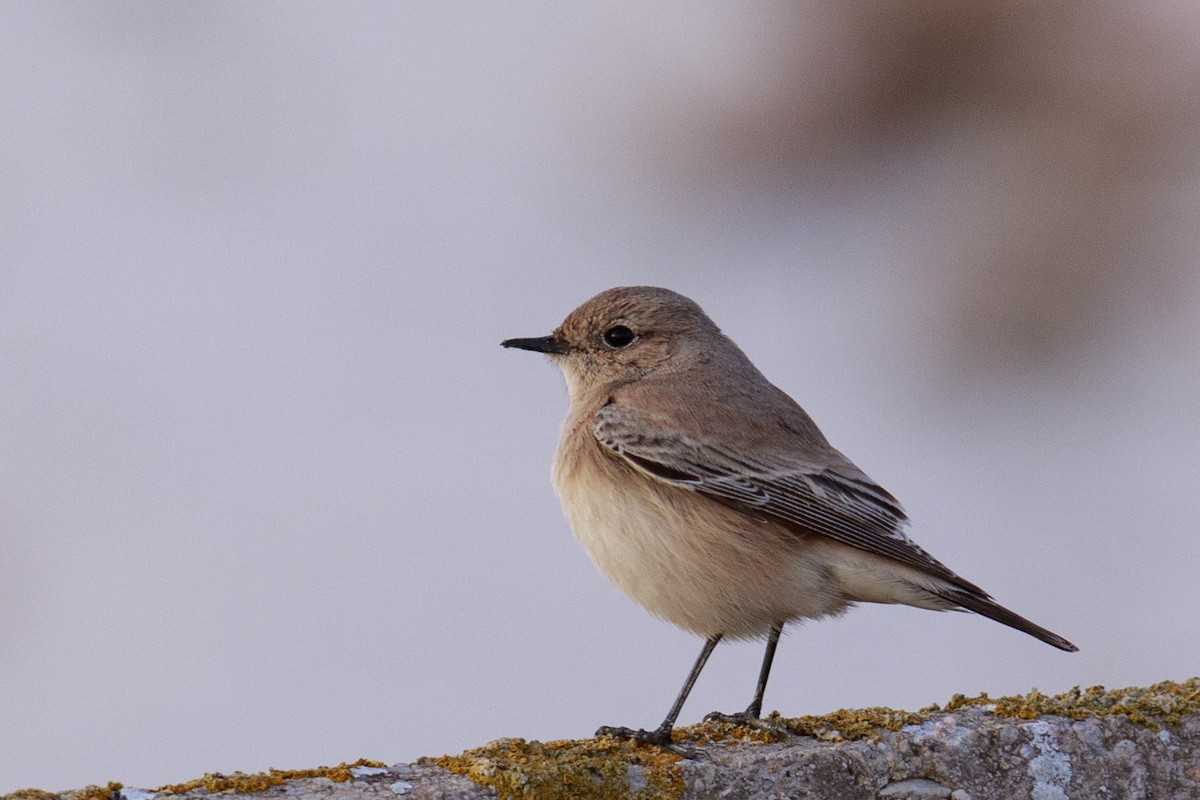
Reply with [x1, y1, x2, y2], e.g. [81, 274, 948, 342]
[932, 587, 1078, 652]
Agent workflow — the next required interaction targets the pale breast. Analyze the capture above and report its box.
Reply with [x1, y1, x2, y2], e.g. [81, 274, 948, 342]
[551, 415, 850, 638]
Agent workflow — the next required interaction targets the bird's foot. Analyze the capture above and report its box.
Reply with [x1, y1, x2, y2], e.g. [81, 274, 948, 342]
[703, 708, 790, 740]
[594, 724, 675, 746]
[595, 724, 707, 758]
[703, 710, 758, 725]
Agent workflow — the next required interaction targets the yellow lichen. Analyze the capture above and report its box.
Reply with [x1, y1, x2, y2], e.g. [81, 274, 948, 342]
[762, 677, 1200, 743]
[777, 706, 929, 742]
[684, 717, 790, 746]
[433, 736, 684, 800]
[64, 783, 122, 800]
[10, 679, 1198, 800]
[434, 678, 1200, 796]
[154, 758, 386, 795]
[2, 790, 64, 800]
[944, 677, 1200, 728]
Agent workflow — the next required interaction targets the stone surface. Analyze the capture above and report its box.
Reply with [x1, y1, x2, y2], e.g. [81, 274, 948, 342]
[673, 708, 1200, 799]
[878, 777, 953, 798]
[8, 681, 1200, 800]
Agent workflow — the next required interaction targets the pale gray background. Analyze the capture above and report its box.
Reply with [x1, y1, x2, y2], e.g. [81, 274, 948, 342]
[3, 3, 1199, 793]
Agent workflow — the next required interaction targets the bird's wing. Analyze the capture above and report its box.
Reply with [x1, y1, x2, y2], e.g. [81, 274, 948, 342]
[593, 401, 977, 590]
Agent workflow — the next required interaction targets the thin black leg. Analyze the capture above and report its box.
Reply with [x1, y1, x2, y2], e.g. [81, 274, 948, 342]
[744, 621, 782, 718]
[596, 634, 722, 745]
[705, 621, 784, 723]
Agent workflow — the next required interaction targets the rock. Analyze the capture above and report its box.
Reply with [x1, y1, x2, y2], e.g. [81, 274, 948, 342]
[878, 777, 953, 798]
[7, 680, 1199, 800]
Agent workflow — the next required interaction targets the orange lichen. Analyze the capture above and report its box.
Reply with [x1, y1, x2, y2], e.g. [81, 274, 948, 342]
[154, 758, 386, 795]
[434, 736, 684, 800]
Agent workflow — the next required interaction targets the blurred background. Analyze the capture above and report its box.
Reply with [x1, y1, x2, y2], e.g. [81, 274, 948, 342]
[3, 2, 1198, 792]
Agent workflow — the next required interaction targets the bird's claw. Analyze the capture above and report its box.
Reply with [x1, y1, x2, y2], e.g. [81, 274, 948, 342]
[595, 724, 674, 746]
[703, 709, 790, 739]
[703, 710, 759, 725]
[595, 724, 709, 758]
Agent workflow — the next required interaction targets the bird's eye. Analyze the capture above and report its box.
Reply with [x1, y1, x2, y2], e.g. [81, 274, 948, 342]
[602, 325, 636, 348]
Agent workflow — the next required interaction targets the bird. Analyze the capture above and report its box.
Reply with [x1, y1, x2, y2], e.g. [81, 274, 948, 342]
[502, 285, 1077, 746]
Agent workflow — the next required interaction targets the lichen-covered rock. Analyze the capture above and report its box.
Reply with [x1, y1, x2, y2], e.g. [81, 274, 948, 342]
[678, 706, 1200, 799]
[8, 680, 1199, 800]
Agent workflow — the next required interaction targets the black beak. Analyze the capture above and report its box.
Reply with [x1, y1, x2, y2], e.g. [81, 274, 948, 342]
[501, 335, 568, 355]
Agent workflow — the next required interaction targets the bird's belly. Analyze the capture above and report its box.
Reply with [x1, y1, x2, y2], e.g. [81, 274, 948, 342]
[553, 446, 849, 638]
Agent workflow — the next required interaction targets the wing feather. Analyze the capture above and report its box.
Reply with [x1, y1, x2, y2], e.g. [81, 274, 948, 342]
[594, 402, 980, 592]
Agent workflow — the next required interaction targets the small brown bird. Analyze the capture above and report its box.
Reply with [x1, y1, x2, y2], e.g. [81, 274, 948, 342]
[503, 286, 1076, 745]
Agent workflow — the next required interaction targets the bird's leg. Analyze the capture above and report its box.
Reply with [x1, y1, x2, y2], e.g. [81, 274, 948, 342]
[705, 622, 782, 724]
[596, 634, 722, 746]
[744, 621, 782, 718]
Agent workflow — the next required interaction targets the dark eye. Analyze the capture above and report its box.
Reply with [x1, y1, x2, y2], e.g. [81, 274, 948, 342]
[602, 325, 636, 348]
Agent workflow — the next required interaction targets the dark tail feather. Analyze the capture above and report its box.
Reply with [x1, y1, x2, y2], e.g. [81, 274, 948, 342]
[934, 588, 1079, 652]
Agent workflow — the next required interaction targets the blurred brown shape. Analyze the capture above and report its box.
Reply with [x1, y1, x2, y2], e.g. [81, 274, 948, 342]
[645, 2, 1200, 369]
